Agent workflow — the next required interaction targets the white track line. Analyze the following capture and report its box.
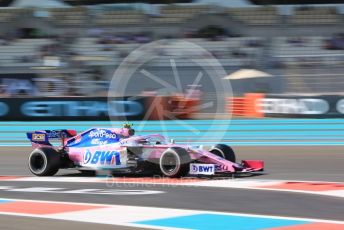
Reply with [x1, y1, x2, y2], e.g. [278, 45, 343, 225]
[2, 176, 343, 198]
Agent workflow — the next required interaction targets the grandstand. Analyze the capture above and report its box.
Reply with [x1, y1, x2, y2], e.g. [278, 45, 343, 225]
[226, 6, 280, 25]
[152, 4, 209, 24]
[290, 6, 341, 24]
[48, 6, 88, 26]
[0, 0, 344, 95]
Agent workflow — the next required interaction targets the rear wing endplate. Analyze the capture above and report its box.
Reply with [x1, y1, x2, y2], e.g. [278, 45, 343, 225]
[26, 129, 77, 147]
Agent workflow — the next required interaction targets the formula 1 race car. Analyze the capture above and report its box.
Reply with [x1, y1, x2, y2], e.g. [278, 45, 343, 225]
[26, 124, 264, 177]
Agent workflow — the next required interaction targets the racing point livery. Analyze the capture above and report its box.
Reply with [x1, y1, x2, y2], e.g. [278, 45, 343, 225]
[26, 125, 264, 177]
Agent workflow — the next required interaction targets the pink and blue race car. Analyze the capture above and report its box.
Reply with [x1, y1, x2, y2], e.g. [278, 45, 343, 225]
[26, 124, 264, 177]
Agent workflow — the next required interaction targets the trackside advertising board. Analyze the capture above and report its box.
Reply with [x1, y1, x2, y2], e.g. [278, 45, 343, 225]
[257, 94, 344, 118]
[0, 97, 145, 121]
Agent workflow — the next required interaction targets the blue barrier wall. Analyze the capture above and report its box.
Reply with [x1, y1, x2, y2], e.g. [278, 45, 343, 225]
[2, 119, 344, 146]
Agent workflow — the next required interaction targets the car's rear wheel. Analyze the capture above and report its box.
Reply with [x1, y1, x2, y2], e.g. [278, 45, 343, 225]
[159, 147, 191, 178]
[28, 148, 60, 176]
[209, 144, 236, 162]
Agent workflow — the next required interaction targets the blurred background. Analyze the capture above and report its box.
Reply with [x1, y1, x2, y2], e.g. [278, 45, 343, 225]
[0, 0, 344, 120]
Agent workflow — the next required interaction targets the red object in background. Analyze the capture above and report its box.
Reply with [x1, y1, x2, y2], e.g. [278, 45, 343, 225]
[144, 96, 172, 120]
[143, 95, 200, 120]
[170, 96, 200, 119]
[227, 93, 265, 118]
[227, 97, 246, 116]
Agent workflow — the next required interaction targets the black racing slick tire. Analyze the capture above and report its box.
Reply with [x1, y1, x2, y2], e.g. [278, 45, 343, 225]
[159, 147, 191, 178]
[209, 144, 236, 163]
[28, 148, 60, 176]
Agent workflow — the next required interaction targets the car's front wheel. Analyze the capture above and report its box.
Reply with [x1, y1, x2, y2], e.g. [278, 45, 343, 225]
[209, 144, 236, 162]
[159, 147, 191, 178]
[28, 148, 60, 176]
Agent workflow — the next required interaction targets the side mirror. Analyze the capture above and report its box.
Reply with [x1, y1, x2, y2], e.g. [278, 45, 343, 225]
[170, 139, 175, 144]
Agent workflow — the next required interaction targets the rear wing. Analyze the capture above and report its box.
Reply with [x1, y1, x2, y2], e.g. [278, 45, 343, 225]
[26, 130, 77, 147]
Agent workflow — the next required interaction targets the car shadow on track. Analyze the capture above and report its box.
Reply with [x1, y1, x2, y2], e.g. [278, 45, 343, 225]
[56, 170, 267, 180]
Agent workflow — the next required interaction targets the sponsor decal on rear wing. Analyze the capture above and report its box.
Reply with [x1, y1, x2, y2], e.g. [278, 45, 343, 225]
[26, 129, 77, 146]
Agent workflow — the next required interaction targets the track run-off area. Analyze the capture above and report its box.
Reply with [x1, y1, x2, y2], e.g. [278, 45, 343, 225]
[0, 119, 343, 229]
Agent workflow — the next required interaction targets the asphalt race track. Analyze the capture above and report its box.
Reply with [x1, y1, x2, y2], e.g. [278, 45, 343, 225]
[0, 146, 343, 229]
[1, 146, 343, 181]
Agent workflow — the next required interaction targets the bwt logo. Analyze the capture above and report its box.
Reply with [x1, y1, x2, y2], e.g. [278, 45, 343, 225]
[83, 150, 120, 165]
[83, 150, 92, 164]
[189, 164, 215, 175]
